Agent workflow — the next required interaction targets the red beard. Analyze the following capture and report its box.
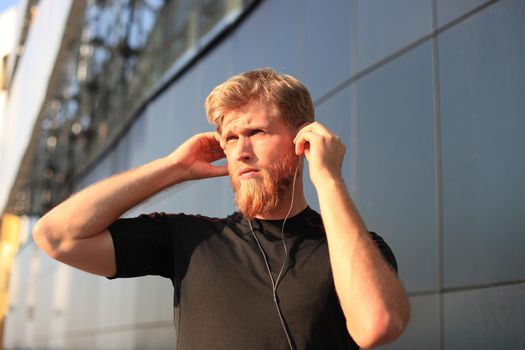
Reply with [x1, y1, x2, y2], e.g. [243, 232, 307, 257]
[230, 149, 298, 219]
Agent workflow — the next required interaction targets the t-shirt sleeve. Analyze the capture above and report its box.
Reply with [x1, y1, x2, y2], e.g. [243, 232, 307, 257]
[368, 231, 398, 273]
[107, 212, 175, 280]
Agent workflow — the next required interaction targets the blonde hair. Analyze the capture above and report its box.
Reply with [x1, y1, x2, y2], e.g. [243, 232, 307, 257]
[205, 68, 314, 132]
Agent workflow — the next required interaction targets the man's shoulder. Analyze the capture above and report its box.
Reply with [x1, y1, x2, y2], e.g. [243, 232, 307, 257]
[301, 206, 324, 230]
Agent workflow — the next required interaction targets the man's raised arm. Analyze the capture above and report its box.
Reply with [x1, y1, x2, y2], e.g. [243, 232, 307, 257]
[32, 132, 227, 277]
[294, 123, 410, 349]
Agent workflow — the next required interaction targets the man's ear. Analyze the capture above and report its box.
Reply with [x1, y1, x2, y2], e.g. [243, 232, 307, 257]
[294, 121, 312, 136]
[214, 131, 225, 150]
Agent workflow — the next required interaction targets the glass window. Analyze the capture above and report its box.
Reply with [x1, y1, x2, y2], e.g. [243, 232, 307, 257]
[7, 0, 258, 215]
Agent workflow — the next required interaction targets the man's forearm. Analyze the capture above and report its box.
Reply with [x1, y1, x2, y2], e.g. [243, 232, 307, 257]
[35, 156, 181, 244]
[316, 178, 410, 348]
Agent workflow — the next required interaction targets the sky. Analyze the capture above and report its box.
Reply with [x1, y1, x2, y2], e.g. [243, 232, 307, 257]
[0, 0, 20, 13]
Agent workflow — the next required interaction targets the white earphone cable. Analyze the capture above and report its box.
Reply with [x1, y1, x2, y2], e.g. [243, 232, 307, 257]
[248, 163, 300, 350]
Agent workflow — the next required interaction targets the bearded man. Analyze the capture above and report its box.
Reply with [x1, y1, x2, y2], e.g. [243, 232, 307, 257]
[33, 68, 410, 349]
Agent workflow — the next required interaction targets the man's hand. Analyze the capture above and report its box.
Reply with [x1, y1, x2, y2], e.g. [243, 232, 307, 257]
[168, 132, 228, 183]
[293, 122, 346, 187]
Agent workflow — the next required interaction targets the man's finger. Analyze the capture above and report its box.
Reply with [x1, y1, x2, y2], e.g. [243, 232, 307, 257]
[294, 131, 321, 155]
[294, 122, 330, 145]
[209, 164, 229, 177]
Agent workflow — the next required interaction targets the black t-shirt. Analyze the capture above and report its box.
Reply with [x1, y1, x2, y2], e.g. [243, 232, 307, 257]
[108, 207, 397, 350]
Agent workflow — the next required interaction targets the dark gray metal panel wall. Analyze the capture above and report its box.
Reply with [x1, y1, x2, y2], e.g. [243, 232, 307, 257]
[439, 0, 525, 288]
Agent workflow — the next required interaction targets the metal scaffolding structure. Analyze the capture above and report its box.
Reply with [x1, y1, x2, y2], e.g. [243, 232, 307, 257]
[5, 0, 251, 217]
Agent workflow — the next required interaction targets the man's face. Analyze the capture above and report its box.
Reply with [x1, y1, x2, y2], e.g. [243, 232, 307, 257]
[219, 102, 299, 218]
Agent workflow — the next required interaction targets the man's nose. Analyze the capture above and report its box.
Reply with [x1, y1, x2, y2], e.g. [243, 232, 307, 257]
[233, 136, 253, 162]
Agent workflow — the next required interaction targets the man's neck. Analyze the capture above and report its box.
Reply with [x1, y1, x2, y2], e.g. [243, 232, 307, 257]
[254, 184, 308, 220]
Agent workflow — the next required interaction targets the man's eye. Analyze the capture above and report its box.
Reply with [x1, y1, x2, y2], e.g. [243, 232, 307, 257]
[226, 136, 237, 143]
[251, 129, 265, 136]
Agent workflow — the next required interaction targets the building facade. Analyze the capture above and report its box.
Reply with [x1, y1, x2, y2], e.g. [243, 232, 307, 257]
[2, 0, 525, 349]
